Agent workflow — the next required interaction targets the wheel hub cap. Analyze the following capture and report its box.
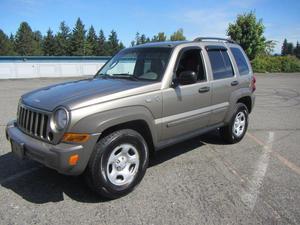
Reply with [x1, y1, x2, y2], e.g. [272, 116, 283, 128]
[233, 111, 246, 137]
[107, 144, 140, 186]
[115, 156, 127, 171]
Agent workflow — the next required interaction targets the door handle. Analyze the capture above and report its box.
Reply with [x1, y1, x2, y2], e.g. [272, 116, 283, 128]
[231, 80, 239, 86]
[198, 86, 210, 93]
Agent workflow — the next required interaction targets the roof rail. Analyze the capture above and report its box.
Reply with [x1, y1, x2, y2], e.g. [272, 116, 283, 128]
[193, 37, 236, 44]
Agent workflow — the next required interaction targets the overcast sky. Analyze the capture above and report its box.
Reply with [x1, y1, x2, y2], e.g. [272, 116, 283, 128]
[1, 0, 299, 53]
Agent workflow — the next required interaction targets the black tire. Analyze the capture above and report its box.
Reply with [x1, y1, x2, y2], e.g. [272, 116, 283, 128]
[220, 103, 249, 144]
[84, 129, 149, 199]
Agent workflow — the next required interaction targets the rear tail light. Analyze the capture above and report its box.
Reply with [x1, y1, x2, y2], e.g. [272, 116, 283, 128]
[251, 75, 256, 92]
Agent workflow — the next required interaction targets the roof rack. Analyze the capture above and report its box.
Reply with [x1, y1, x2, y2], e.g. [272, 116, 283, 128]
[193, 37, 236, 44]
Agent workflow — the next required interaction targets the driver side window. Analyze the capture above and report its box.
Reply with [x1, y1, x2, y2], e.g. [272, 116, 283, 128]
[175, 48, 206, 82]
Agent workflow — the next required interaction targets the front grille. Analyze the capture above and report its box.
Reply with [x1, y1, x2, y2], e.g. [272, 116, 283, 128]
[17, 104, 50, 140]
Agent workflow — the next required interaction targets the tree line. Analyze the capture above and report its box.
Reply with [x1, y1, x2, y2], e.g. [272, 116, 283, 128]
[0, 13, 299, 61]
[0, 18, 186, 56]
[281, 39, 300, 58]
[131, 29, 186, 46]
[0, 18, 124, 56]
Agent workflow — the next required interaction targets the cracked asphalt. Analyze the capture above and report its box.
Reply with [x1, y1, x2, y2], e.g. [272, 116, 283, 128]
[0, 73, 299, 225]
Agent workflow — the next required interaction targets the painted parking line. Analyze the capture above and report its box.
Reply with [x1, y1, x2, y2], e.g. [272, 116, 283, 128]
[241, 132, 274, 210]
[203, 136, 282, 217]
[247, 132, 300, 176]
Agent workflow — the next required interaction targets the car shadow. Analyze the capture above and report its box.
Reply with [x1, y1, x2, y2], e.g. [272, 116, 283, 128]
[0, 153, 107, 204]
[149, 129, 229, 167]
[0, 130, 228, 204]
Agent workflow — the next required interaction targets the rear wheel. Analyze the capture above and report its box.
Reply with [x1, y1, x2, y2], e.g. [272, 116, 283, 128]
[85, 129, 149, 199]
[220, 103, 248, 144]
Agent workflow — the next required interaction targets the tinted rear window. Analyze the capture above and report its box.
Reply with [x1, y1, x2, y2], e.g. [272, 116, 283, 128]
[207, 50, 234, 80]
[230, 47, 250, 76]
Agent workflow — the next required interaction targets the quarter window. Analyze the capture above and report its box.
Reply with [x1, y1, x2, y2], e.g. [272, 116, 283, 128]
[207, 49, 234, 80]
[230, 47, 250, 75]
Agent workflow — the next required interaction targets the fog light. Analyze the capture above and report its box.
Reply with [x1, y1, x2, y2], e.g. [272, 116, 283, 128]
[63, 133, 90, 143]
[69, 154, 79, 166]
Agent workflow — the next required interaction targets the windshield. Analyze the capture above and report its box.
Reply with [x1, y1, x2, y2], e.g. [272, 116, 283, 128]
[96, 47, 172, 81]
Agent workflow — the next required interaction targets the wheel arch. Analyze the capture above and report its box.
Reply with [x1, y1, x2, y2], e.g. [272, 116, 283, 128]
[70, 106, 158, 155]
[237, 96, 252, 113]
[97, 119, 155, 155]
[225, 89, 253, 123]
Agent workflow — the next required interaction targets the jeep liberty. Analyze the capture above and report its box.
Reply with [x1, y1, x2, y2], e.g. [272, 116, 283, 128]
[6, 37, 256, 199]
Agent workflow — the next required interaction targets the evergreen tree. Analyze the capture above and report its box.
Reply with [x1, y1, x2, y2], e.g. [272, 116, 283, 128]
[14, 22, 35, 55]
[9, 34, 14, 42]
[170, 29, 186, 41]
[132, 32, 150, 45]
[55, 21, 71, 56]
[97, 29, 107, 56]
[227, 12, 266, 60]
[107, 30, 121, 55]
[9, 34, 15, 46]
[294, 41, 300, 59]
[135, 32, 141, 45]
[42, 29, 56, 56]
[118, 42, 125, 51]
[0, 29, 15, 55]
[70, 18, 86, 56]
[151, 35, 158, 42]
[32, 31, 43, 55]
[152, 32, 167, 42]
[140, 34, 148, 44]
[85, 26, 98, 55]
[281, 39, 288, 56]
[287, 42, 294, 55]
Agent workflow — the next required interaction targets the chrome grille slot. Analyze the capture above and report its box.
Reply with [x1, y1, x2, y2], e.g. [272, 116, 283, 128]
[27, 110, 32, 132]
[42, 115, 48, 138]
[17, 104, 50, 141]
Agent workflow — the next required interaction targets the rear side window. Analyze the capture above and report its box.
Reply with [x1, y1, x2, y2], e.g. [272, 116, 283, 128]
[207, 49, 234, 80]
[230, 47, 250, 75]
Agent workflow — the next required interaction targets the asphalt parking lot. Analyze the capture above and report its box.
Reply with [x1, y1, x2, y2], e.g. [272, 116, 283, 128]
[0, 73, 299, 225]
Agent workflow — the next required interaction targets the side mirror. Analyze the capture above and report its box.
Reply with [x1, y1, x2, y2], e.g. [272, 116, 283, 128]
[178, 71, 197, 85]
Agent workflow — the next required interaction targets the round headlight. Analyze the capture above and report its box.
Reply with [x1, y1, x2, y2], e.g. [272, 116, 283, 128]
[54, 108, 68, 130]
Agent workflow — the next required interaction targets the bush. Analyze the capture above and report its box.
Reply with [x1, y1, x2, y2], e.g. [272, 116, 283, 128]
[252, 55, 300, 73]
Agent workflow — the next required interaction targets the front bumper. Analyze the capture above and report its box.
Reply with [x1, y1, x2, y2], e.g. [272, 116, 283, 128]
[6, 120, 100, 175]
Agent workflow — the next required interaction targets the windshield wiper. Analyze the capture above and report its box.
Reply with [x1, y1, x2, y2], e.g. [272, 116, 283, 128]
[111, 74, 139, 81]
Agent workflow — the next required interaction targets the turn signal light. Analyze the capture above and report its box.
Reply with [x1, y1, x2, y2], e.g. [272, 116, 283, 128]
[69, 154, 79, 166]
[63, 133, 90, 143]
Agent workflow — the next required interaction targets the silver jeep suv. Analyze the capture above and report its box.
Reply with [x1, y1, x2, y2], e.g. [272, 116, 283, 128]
[6, 37, 256, 199]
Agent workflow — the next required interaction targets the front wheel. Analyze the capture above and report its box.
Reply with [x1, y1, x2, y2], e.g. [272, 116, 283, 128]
[220, 103, 249, 144]
[85, 129, 149, 199]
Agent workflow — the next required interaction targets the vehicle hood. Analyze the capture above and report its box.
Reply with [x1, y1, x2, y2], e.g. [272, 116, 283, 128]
[22, 78, 159, 111]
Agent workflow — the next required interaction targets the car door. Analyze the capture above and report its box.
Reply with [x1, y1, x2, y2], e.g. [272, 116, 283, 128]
[160, 47, 211, 141]
[205, 45, 240, 125]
